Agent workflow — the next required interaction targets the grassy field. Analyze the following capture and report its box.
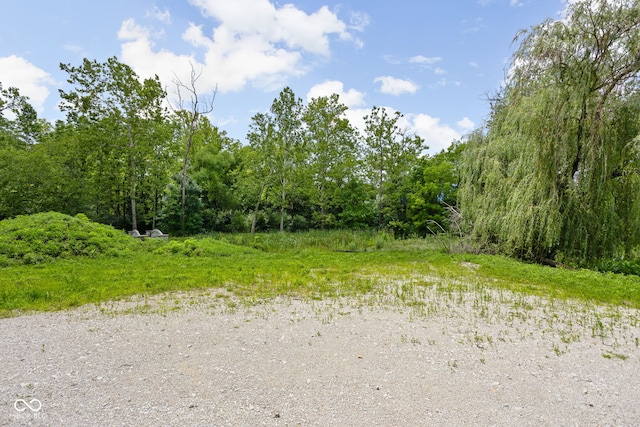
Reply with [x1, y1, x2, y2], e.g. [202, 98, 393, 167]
[1, 222, 640, 317]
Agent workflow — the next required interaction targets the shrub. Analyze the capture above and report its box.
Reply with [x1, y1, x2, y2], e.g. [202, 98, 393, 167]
[0, 212, 136, 266]
[150, 237, 256, 257]
[595, 259, 640, 276]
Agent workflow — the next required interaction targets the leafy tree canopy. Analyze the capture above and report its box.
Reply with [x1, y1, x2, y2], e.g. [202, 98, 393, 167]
[460, 0, 640, 263]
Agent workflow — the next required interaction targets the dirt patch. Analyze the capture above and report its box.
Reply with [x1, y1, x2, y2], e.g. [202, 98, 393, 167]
[2, 288, 639, 426]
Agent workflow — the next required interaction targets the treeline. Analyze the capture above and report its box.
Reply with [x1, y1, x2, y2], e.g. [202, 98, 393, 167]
[0, 59, 462, 237]
[3, 0, 639, 267]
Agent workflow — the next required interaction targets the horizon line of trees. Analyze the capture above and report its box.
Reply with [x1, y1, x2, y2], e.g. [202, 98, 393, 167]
[2, 0, 639, 266]
[0, 60, 463, 240]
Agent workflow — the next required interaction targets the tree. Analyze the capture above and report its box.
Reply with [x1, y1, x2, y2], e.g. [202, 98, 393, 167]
[270, 87, 306, 232]
[0, 146, 62, 219]
[362, 106, 425, 229]
[59, 57, 171, 230]
[406, 141, 464, 235]
[158, 173, 204, 235]
[0, 83, 48, 149]
[460, 0, 640, 263]
[169, 64, 216, 234]
[244, 112, 277, 233]
[303, 93, 359, 228]
[191, 127, 243, 231]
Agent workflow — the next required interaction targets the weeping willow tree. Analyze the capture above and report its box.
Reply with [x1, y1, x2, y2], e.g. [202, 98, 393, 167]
[460, 0, 640, 263]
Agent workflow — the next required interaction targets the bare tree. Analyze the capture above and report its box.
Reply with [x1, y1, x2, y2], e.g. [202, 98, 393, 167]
[169, 64, 216, 233]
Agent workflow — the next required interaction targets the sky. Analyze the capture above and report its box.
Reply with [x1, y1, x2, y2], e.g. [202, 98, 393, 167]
[0, 0, 571, 154]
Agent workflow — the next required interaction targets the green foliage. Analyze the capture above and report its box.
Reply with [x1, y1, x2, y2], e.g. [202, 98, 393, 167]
[363, 106, 426, 228]
[595, 259, 640, 277]
[149, 237, 257, 257]
[0, 212, 135, 266]
[460, 0, 640, 263]
[215, 229, 384, 252]
[158, 174, 205, 235]
[0, 83, 49, 148]
[0, 147, 64, 219]
[303, 93, 360, 227]
[268, 87, 306, 232]
[191, 130, 242, 215]
[407, 141, 464, 235]
[59, 57, 174, 231]
[2, 69, 466, 240]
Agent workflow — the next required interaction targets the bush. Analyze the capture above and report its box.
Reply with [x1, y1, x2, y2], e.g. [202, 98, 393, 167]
[0, 212, 136, 266]
[149, 237, 256, 257]
[158, 174, 205, 236]
[595, 258, 640, 276]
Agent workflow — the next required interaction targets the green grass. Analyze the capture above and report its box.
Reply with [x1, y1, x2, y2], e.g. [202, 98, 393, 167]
[0, 211, 138, 266]
[0, 236, 638, 316]
[469, 254, 640, 307]
[0, 216, 640, 316]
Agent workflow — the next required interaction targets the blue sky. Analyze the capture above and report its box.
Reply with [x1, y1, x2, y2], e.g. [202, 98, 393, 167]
[0, 0, 569, 153]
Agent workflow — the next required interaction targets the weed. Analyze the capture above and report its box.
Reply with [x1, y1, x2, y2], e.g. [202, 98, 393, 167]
[602, 352, 628, 360]
[552, 343, 565, 356]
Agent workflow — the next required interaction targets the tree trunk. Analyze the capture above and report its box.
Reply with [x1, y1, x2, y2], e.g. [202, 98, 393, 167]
[251, 182, 267, 235]
[280, 179, 286, 232]
[152, 189, 158, 229]
[130, 190, 137, 231]
[181, 147, 189, 234]
[127, 127, 138, 231]
[377, 163, 384, 227]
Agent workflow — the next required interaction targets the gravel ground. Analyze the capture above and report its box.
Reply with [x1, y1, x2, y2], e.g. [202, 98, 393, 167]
[2, 285, 640, 426]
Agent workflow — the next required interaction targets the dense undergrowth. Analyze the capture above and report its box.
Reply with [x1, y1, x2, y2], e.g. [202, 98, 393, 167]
[0, 212, 640, 317]
[0, 212, 137, 266]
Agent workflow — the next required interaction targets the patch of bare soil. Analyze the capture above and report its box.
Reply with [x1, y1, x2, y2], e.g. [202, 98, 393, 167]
[2, 288, 639, 426]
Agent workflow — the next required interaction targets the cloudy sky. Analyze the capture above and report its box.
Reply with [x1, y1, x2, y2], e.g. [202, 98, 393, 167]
[0, 0, 569, 153]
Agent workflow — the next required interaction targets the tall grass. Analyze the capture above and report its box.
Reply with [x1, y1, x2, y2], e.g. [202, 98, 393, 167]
[1, 214, 640, 316]
[209, 229, 397, 252]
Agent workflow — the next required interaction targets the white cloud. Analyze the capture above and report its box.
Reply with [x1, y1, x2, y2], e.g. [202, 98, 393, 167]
[118, 19, 206, 92]
[189, 0, 349, 55]
[118, 1, 360, 96]
[430, 77, 463, 89]
[434, 67, 447, 75]
[410, 113, 461, 154]
[307, 80, 368, 132]
[510, 0, 524, 6]
[350, 106, 462, 154]
[347, 10, 370, 47]
[0, 55, 54, 114]
[148, 6, 171, 24]
[215, 115, 238, 127]
[409, 55, 442, 66]
[348, 11, 370, 32]
[374, 76, 420, 95]
[306, 80, 366, 108]
[456, 117, 475, 132]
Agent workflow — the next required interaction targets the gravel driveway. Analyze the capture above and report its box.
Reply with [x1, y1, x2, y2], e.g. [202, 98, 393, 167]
[2, 285, 639, 426]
